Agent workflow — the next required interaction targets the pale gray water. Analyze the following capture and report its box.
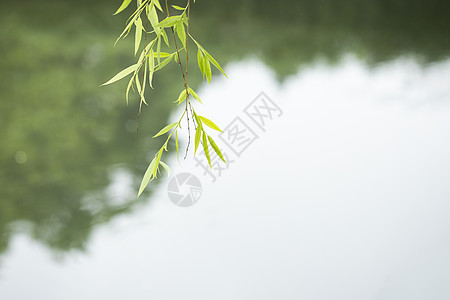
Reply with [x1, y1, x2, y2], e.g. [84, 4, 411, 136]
[1, 56, 450, 300]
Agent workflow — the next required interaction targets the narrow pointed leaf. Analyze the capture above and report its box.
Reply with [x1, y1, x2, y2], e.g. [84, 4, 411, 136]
[197, 49, 205, 78]
[153, 150, 163, 177]
[125, 75, 134, 104]
[208, 136, 226, 163]
[155, 16, 180, 28]
[138, 156, 157, 197]
[176, 22, 186, 47]
[202, 132, 211, 167]
[205, 57, 212, 83]
[159, 161, 171, 178]
[175, 130, 180, 162]
[101, 64, 137, 86]
[161, 28, 169, 46]
[188, 87, 202, 104]
[148, 4, 159, 27]
[198, 116, 222, 132]
[156, 36, 161, 64]
[153, 122, 177, 138]
[152, 51, 171, 58]
[134, 17, 143, 55]
[203, 50, 227, 77]
[114, 0, 132, 15]
[172, 5, 185, 10]
[153, 0, 163, 11]
[155, 54, 174, 71]
[194, 125, 202, 155]
[175, 89, 187, 105]
[148, 49, 154, 88]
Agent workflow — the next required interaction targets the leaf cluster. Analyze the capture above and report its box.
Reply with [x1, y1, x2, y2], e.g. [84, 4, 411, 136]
[102, 0, 228, 197]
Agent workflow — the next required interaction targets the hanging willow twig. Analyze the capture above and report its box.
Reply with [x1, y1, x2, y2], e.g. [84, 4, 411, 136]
[101, 0, 227, 197]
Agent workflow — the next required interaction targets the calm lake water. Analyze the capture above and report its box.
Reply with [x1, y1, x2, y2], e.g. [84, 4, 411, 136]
[1, 0, 450, 299]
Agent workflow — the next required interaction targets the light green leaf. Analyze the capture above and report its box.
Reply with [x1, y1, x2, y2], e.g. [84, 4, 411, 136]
[175, 130, 180, 162]
[161, 28, 169, 46]
[101, 64, 137, 86]
[152, 51, 171, 58]
[138, 156, 157, 197]
[156, 36, 161, 64]
[153, 122, 177, 138]
[148, 4, 159, 28]
[159, 161, 171, 178]
[208, 136, 226, 163]
[153, 0, 163, 11]
[202, 132, 211, 167]
[176, 22, 186, 47]
[172, 5, 185, 10]
[205, 56, 212, 83]
[125, 75, 134, 105]
[197, 49, 205, 79]
[188, 87, 202, 104]
[203, 50, 227, 77]
[194, 125, 202, 155]
[153, 150, 163, 177]
[148, 49, 154, 88]
[155, 16, 180, 28]
[175, 89, 187, 105]
[155, 53, 175, 71]
[114, 0, 132, 15]
[134, 17, 143, 55]
[198, 116, 222, 132]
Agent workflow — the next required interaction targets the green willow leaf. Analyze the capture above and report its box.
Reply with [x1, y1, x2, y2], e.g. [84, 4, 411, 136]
[202, 132, 211, 167]
[153, 150, 163, 177]
[197, 49, 205, 79]
[114, 0, 132, 15]
[175, 130, 180, 162]
[161, 28, 169, 46]
[155, 16, 180, 28]
[138, 156, 157, 197]
[208, 136, 226, 163]
[175, 89, 187, 105]
[188, 87, 202, 104]
[159, 161, 171, 178]
[203, 50, 227, 78]
[155, 53, 175, 71]
[156, 36, 161, 64]
[125, 75, 134, 105]
[153, 0, 163, 11]
[148, 4, 159, 28]
[152, 51, 171, 58]
[194, 125, 202, 155]
[134, 17, 143, 55]
[198, 116, 222, 132]
[153, 122, 177, 138]
[101, 64, 137, 86]
[176, 22, 186, 47]
[172, 5, 185, 10]
[205, 56, 212, 83]
[148, 49, 154, 88]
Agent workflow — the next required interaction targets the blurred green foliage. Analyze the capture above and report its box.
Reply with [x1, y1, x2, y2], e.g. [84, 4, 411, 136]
[0, 0, 448, 257]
